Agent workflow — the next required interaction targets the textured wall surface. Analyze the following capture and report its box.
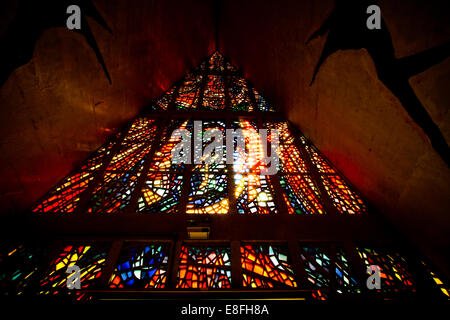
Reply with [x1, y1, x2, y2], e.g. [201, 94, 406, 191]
[219, 0, 450, 275]
[0, 0, 215, 215]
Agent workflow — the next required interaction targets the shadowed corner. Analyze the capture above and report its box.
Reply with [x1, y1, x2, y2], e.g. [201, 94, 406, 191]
[0, 0, 113, 88]
[306, 0, 450, 166]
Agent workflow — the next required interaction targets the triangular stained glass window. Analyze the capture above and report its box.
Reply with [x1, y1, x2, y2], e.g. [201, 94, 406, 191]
[31, 52, 367, 216]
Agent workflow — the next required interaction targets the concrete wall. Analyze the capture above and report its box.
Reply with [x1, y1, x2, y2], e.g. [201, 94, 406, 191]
[219, 0, 450, 275]
[0, 0, 215, 214]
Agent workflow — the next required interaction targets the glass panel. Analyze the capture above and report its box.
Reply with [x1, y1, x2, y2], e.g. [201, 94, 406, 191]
[0, 244, 47, 295]
[40, 244, 109, 295]
[357, 247, 416, 293]
[187, 174, 228, 214]
[279, 174, 324, 215]
[304, 143, 367, 215]
[87, 118, 159, 214]
[137, 173, 183, 214]
[322, 175, 367, 215]
[110, 243, 170, 288]
[421, 261, 450, 297]
[174, 74, 202, 110]
[32, 137, 117, 214]
[199, 52, 236, 72]
[299, 247, 331, 300]
[299, 246, 360, 299]
[192, 120, 227, 173]
[149, 120, 188, 172]
[241, 244, 297, 288]
[151, 86, 176, 111]
[176, 246, 231, 289]
[228, 76, 252, 111]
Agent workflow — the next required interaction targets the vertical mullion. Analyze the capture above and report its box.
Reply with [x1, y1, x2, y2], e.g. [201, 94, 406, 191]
[98, 240, 123, 287]
[169, 240, 183, 288]
[269, 174, 288, 215]
[287, 122, 339, 216]
[178, 163, 192, 215]
[247, 80, 258, 112]
[197, 71, 208, 110]
[231, 240, 242, 289]
[223, 74, 231, 111]
[329, 243, 337, 301]
[225, 94, 238, 215]
[96, 118, 163, 215]
[226, 165, 238, 216]
[177, 117, 194, 216]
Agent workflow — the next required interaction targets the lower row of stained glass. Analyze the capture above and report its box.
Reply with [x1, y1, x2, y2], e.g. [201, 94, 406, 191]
[3, 243, 443, 299]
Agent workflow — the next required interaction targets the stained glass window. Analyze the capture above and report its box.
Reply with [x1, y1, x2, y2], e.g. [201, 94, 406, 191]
[235, 174, 277, 214]
[40, 244, 109, 295]
[228, 76, 252, 111]
[31, 51, 371, 217]
[174, 74, 202, 110]
[192, 120, 227, 172]
[199, 51, 236, 72]
[110, 243, 170, 288]
[201, 75, 226, 110]
[87, 118, 159, 214]
[266, 121, 325, 215]
[299, 246, 360, 300]
[32, 137, 117, 214]
[279, 175, 324, 215]
[266, 121, 308, 174]
[241, 244, 297, 288]
[305, 144, 367, 215]
[17, 50, 449, 300]
[232, 120, 268, 174]
[176, 245, 232, 289]
[357, 247, 415, 293]
[335, 248, 360, 294]
[253, 88, 275, 112]
[152, 86, 176, 111]
[0, 244, 47, 295]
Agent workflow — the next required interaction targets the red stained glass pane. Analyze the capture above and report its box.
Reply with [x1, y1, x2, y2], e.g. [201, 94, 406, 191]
[176, 246, 231, 289]
[241, 245, 297, 288]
